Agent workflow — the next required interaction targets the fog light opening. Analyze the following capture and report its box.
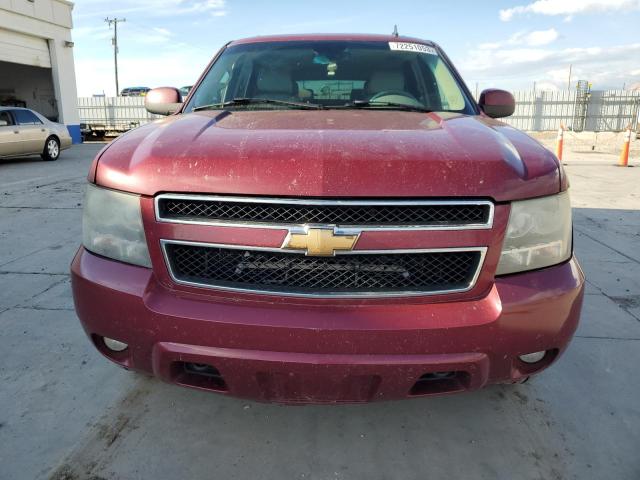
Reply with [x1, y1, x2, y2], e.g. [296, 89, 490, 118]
[519, 350, 546, 364]
[409, 371, 470, 396]
[184, 362, 221, 377]
[103, 337, 128, 352]
[173, 362, 228, 392]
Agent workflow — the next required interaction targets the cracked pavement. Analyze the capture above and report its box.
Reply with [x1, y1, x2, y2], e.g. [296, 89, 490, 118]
[1, 144, 639, 480]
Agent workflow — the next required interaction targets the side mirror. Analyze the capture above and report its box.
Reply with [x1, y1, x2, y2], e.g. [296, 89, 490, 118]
[145, 87, 183, 115]
[0, 120, 8, 127]
[479, 89, 515, 118]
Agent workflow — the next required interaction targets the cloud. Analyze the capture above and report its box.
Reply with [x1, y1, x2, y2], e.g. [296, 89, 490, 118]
[128, 26, 175, 45]
[500, 0, 640, 21]
[152, 27, 173, 37]
[72, 26, 112, 41]
[75, 0, 227, 19]
[479, 28, 559, 50]
[172, 0, 227, 16]
[72, 1, 226, 95]
[75, 48, 210, 96]
[460, 41, 640, 90]
[522, 29, 559, 46]
[74, 23, 176, 47]
[533, 81, 560, 91]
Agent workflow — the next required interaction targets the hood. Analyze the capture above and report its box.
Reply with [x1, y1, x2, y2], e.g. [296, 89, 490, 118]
[94, 110, 560, 201]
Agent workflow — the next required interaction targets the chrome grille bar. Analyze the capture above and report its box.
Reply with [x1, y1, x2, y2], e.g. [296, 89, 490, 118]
[161, 240, 488, 298]
[155, 194, 494, 231]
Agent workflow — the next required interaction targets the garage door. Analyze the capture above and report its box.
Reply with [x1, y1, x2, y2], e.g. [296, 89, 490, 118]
[0, 28, 51, 68]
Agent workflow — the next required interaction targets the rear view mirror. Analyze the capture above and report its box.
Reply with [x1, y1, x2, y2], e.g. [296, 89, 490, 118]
[145, 87, 183, 115]
[479, 89, 516, 118]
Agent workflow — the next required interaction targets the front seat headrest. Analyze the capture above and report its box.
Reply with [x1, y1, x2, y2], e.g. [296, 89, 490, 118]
[256, 70, 295, 96]
[367, 71, 406, 93]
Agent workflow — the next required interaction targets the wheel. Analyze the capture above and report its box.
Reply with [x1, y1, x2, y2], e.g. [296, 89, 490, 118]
[41, 136, 60, 161]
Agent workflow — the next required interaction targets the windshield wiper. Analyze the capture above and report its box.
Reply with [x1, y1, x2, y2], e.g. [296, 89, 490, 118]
[339, 100, 432, 113]
[193, 98, 324, 111]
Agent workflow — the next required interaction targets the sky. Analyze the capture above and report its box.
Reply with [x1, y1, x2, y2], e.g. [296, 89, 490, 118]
[71, 0, 640, 96]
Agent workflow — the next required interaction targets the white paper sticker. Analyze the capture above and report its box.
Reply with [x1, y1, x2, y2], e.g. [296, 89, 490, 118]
[389, 42, 438, 55]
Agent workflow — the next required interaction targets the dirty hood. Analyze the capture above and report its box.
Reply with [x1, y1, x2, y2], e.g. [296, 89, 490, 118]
[94, 110, 561, 201]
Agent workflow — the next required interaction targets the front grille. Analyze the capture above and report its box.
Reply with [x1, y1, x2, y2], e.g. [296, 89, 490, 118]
[163, 242, 483, 297]
[156, 196, 492, 228]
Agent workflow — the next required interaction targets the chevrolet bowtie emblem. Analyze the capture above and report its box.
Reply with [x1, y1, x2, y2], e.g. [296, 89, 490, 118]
[283, 228, 360, 256]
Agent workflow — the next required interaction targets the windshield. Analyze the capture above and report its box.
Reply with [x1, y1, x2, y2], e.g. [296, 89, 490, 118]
[185, 40, 476, 114]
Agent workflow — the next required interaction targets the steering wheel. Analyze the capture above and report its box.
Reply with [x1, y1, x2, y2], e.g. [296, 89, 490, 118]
[369, 90, 419, 102]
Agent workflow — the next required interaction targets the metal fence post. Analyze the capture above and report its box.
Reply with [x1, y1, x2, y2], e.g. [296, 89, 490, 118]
[76, 91, 640, 135]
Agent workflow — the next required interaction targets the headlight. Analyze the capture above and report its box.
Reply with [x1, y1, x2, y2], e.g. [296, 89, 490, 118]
[82, 184, 152, 267]
[496, 192, 572, 275]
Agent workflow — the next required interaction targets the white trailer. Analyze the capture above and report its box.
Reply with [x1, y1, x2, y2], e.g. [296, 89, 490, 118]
[78, 96, 160, 139]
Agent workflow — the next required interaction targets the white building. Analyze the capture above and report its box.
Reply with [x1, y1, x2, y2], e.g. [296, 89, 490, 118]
[0, 0, 80, 142]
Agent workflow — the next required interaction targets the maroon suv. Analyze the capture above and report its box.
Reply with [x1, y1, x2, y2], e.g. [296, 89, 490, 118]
[71, 34, 584, 404]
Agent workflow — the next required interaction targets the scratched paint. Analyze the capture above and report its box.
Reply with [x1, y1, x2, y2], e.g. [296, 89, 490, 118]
[94, 110, 560, 201]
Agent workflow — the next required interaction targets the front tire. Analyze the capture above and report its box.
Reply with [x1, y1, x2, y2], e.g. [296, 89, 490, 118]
[41, 136, 60, 161]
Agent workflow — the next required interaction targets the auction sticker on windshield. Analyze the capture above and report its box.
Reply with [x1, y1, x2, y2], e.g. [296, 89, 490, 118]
[389, 42, 437, 55]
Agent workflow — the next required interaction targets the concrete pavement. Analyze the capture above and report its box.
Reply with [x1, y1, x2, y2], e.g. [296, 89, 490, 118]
[0, 144, 638, 480]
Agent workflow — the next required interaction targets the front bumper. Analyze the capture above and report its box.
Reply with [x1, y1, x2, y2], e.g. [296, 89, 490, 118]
[71, 247, 584, 404]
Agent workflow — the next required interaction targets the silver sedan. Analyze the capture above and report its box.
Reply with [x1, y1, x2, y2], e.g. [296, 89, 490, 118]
[0, 107, 72, 161]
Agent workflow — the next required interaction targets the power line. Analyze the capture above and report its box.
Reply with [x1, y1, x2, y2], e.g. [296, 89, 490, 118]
[105, 17, 126, 96]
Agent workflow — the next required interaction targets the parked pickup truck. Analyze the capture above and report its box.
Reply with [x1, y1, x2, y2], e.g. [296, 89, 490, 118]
[71, 34, 584, 404]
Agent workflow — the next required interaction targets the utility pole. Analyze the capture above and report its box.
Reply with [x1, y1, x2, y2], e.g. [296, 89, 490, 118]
[567, 64, 573, 90]
[105, 17, 125, 96]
